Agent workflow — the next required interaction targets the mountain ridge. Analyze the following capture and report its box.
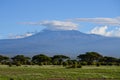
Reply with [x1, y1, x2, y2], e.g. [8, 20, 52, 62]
[0, 29, 120, 57]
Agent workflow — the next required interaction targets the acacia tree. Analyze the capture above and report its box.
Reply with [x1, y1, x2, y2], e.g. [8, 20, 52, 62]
[0, 55, 9, 64]
[99, 56, 118, 65]
[52, 55, 70, 65]
[32, 54, 51, 65]
[77, 52, 103, 64]
[11, 55, 30, 65]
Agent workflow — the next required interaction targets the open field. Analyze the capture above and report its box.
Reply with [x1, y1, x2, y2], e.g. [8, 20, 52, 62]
[0, 65, 120, 80]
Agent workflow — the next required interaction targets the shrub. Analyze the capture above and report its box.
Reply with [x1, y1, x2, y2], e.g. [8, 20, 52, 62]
[8, 62, 12, 67]
[15, 62, 21, 66]
[53, 61, 58, 65]
[101, 62, 107, 66]
[67, 62, 82, 68]
[69, 62, 77, 68]
[26, 61, 33, 65]
[115, 63, 120, 66]
[77, 64, 82, 68]
[107, 62, 114, 66]
[39, 62, 43, 66]
[43, 62, 47, 65]
[67, 60, 73, 66]
[80, 61, 87, 66]
[87, 62, 93, 65]
[96, 63, 100, 67]
[62, 62, 68, 67]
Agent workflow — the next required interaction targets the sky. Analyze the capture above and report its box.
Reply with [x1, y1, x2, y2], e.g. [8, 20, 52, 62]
[0, 0, 120, 39]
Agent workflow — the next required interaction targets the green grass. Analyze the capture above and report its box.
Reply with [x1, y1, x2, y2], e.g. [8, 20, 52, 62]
[0, 65, 120, 80]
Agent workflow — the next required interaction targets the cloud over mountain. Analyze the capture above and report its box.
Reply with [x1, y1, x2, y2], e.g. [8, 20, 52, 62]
[90, 26, 120, 37]
[21, 20, 78, 30]
[8, 32, 35, 39]
[71, 17, 120, 26]
[20, 17, 120, 37]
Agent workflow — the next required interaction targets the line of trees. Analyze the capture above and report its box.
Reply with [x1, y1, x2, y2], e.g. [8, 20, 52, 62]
[0, 52, 120, 67]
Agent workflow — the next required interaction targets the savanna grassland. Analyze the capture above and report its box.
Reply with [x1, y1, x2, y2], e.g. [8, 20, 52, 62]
[0, 65, 120, 80]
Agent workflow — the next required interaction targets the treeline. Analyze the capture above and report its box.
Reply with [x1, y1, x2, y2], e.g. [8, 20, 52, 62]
[0, 52, 120, 68]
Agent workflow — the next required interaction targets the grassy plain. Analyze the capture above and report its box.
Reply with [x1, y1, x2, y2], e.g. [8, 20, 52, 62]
[0, 65, 120, 80]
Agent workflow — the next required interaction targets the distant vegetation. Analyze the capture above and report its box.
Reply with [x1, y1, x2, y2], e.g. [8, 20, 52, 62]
[0, 52, 120, 67]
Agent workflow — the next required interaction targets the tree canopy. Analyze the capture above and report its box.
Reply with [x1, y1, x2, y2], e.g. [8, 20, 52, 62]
[52, 55, 70, 65]
[0, 52, 119, 66]
[77, 52, 103, 63]
[11, 55, 30, 65]
[32, 54, 51, 64]
[0, 55, 9, 64]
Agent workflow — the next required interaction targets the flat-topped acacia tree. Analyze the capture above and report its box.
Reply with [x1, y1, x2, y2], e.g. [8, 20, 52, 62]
[77, 52, 103, 64]
[32, 54, 51, 65]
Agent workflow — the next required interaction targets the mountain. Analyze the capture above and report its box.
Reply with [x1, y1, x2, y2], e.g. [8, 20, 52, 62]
[0, 29, 120, 57]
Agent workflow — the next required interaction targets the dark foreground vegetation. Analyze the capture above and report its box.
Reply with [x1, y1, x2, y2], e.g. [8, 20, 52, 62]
[0, 52, 120, 67]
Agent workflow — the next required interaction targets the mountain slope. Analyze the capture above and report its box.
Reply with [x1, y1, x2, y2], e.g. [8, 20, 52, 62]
[0, 30, 120, 57]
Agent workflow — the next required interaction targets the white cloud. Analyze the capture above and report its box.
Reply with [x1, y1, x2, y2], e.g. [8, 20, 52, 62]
[9, 32, 34, 39]
[42, 21, 78, 30]
[20, 17, 120, 37]
[71, 17, 120, 26]
[21, 20, 78, 30]
[90, 26, 120, 37]
[21, 17, 120, 31]
[90, 26, 109, 36]
[109, 28, 120, 37]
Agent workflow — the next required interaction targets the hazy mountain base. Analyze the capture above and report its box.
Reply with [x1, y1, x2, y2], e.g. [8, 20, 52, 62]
[0, 30, 120, 57]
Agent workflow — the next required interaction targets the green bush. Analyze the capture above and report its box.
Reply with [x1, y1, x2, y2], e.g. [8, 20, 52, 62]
[107, 62, 114, 66]
[67, 62, 82, 68]
[80, 61, 87, 66]
[53, 61, 58, 65]
[39, 62, 43, 66]
[15, 62, 21, 66]
[68, 62, 77, 68]
[77, 64, 82, 68]
[101, 62, 107, 66]
[62, 62, 68, 67]
[96, 63, 101, 67]
[67, 60, 73, 66]
[8, 62, 12, 67]
[115, 63, 120, 66]
[87, 62, 93, 65]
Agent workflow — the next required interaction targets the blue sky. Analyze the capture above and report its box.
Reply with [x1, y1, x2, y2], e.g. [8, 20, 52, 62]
[0, 0, 120, 39]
